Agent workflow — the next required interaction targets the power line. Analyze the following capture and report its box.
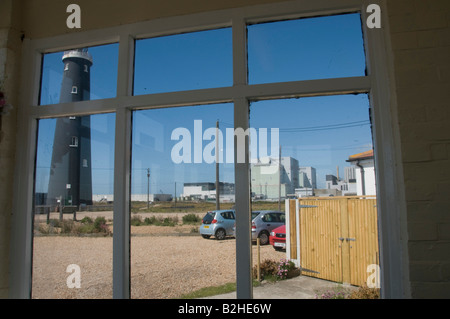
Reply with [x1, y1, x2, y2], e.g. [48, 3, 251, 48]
[277, 120, 370, 132]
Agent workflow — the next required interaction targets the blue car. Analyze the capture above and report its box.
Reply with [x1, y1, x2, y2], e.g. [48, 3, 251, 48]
[199, 210, 236, 240]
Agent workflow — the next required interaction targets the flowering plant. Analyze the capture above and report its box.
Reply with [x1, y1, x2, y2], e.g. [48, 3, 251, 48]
[315, 289, 350, 299]
[276, 258, 297, 280]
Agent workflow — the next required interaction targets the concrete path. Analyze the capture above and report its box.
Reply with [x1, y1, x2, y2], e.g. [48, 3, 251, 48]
[204, 275, 356, 299]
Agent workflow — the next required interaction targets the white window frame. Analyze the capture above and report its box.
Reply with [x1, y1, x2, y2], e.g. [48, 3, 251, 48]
[10, 0, 409, 299]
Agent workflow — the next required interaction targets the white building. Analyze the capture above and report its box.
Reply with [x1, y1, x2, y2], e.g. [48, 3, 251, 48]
[181, 182, 235, 202]
[346, 150, 377, 196]
[299, 166, 317, 189]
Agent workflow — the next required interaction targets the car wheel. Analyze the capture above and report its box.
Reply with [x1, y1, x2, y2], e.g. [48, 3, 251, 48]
[202, 235, 211, 239]
[258, 231, 270, 245]
[215, 228, 226, 240]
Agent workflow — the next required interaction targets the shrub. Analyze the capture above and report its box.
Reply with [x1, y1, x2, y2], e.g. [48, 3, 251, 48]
[161, 217, 177, 226]
[80, 216, 93, 224]
[61, 220, 75, 234]
[182, 213, 201, 224]
[131, 215, 178, 226]
[144, 216, 156, 225]
[131, 215, 143, 226]
[252, 259, 279, 280]
[348, 285, 380, 299]
[93, 216, 109, 233]
[276, 259, 298, 280]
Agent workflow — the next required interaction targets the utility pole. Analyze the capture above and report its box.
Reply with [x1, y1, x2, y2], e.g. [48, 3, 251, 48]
[216, 120, 220, 210]
[147, 168, 150, 209]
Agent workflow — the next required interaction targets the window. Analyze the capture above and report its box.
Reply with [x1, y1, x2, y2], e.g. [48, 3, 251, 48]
[14, 1, 400, 300]
[133, 28, 232, 94]
[130, 103, 235, 298]
[247, 13, 366, 84]
[33, 114, 115, 298]
[39, 43, 119, 105]
[70, 136, 78, 147]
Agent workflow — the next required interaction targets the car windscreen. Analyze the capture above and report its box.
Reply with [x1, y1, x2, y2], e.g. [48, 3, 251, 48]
[202, 212, 215, 224]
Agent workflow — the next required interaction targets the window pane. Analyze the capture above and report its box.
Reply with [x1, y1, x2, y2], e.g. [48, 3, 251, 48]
[39, 43, 119, 105]
[33, 113, 115, 298]
[248, 13, 366, 84]
[131, 104, 238, 298]
[249, 95, 378, 290]
[250, 95, 374, 195]
[133, 28, 232, 95]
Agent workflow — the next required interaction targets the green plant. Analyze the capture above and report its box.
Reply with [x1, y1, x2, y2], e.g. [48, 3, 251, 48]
[80, 216, 93, 224]
[131, 215, 178, 226]
[61, 220, 74, 233]
[252, 259, 279, 280]
[276, 259, 298, 280]
[93, 216, 109, 233]
[131, 215, 143, 226]
[182, 213, 201, 224]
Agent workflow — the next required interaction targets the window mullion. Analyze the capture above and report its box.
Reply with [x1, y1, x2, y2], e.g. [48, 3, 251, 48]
[116, 33, 135, 99]
[232, 15, 253, 300]
[113, 106, 132, 299]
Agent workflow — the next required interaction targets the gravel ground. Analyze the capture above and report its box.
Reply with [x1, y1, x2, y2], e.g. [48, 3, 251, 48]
[32, 212, 285, 299]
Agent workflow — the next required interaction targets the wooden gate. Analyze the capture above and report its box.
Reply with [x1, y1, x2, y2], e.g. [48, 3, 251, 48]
[286, 196, 379, 286]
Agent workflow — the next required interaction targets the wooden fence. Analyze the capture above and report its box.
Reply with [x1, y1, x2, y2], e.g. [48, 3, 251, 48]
[286, 196, 379, 287]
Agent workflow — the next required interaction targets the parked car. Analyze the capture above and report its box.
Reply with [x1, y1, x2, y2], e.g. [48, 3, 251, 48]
[251, 210, 285, 245]
[199, 210, 236, 240]
[269, 225, 286, 251]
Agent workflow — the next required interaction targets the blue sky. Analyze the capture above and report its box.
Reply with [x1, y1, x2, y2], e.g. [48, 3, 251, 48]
[36, 12, 372, 196]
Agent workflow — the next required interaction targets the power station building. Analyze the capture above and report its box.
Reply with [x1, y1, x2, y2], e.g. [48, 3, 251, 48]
[46, 49, 93, 206]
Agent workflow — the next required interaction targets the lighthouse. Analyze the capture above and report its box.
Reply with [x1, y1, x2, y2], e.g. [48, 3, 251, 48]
[47, 49, 93, 207]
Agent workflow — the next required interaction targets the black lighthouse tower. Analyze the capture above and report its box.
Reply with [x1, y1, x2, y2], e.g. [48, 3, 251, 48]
[47, 49, 93, 206]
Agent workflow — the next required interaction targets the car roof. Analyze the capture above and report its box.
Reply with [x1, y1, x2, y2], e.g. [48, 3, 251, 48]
[252, 210, 284, 213]
[208, 209, 235, 213]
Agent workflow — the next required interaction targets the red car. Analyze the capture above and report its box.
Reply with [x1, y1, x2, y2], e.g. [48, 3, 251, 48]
[269, 225, 286, 251]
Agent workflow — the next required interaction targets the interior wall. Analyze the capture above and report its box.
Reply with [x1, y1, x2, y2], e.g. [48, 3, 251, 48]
[20, 0, 288, 39]
[386, 0, 450, 298]
[0, 0, 21, 298]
